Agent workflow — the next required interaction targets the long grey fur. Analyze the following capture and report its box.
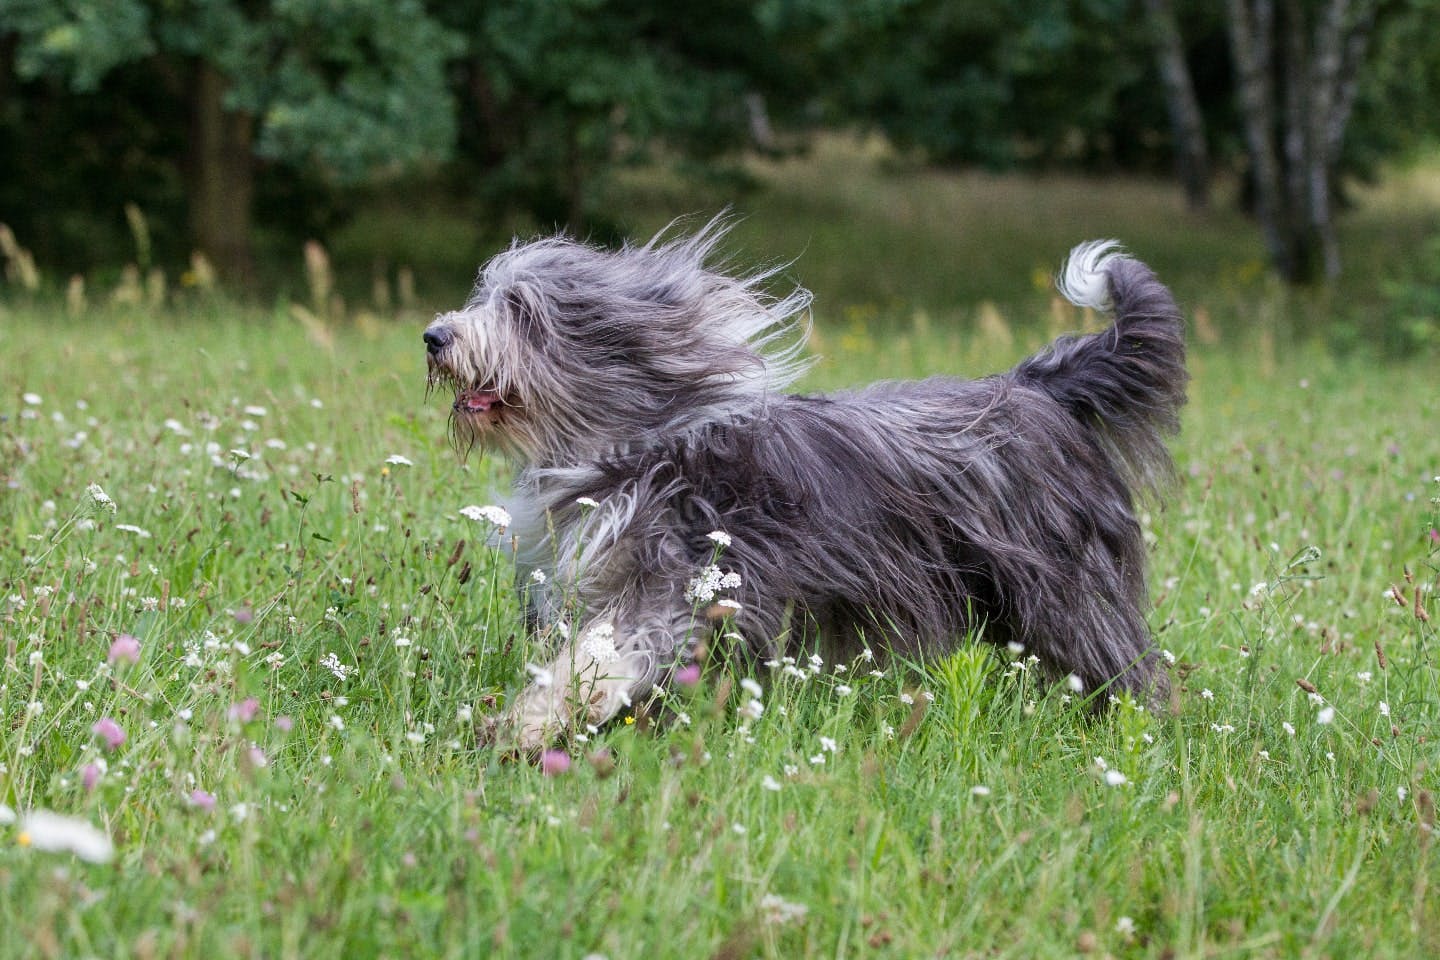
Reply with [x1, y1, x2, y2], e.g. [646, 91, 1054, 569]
[424, 219, 1186, 744]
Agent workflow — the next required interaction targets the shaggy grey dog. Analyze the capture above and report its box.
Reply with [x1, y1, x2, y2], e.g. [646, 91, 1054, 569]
[424, 220, 1186, 751]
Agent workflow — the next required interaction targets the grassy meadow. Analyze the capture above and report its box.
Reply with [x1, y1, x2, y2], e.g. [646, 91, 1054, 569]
[3, 146, 1440, 958]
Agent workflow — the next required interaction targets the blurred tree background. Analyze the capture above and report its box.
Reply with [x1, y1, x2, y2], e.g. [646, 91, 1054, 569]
[1, 0, 1437, 291]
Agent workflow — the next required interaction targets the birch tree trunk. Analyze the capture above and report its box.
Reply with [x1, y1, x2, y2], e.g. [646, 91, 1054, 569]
[1145, 0, 1210, 210]
[1224, 0, 1378, 283]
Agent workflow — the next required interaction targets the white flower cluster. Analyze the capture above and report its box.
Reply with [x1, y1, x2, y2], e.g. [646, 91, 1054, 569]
[579, 622, 620, 664]
[86, 483, 117, 514]
[319, 651, 351, 682]
[684, 565, 742, 604]
[758, 893, 808, 926]
[460, 504, 511, 529]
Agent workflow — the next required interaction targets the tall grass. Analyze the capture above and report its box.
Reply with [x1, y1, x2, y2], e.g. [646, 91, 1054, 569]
[2, 157, 1439, 957]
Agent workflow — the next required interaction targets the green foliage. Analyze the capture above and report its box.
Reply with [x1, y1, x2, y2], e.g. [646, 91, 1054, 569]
[820, 0, 1169, 169]
[1378, 231, 1440, 352]
[444, 0, 810, 227]
[247, 0, 461, 181]
[1348, 0, 1440, 173]
[6, 0, 1440, 281]
[0, 0, 457, 274]
[2, 0, 153, 91]
[3, 0, 458, 182]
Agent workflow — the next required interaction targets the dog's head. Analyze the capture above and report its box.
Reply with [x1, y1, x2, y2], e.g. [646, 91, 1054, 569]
[424, 218, 811, 464]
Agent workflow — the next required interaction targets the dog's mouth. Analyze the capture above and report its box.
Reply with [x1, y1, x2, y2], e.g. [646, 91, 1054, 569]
[454, 386, 503, 415]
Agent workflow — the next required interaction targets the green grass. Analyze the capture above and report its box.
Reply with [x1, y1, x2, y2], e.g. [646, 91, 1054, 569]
[3, 155, 1440, 958]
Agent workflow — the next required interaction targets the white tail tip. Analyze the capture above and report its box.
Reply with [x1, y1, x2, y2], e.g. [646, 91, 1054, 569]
[1057, 240, 1126, 312]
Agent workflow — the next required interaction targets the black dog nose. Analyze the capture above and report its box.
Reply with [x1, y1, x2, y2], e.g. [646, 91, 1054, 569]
[423, 328, 452, 355]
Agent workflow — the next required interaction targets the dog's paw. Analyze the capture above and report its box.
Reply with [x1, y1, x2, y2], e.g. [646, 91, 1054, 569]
[484, 694, 567, 759]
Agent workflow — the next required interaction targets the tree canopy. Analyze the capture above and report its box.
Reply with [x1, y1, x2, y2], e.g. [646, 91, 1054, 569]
[2, 0, 1438, 285]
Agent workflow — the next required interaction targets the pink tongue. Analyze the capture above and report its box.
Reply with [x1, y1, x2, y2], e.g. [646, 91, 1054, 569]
[458, 389, 499, 412]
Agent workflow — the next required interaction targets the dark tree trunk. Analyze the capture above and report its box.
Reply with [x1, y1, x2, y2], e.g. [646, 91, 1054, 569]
[1225, 0, 1378, 284]
[188, 61, 256, 284]
[1145, 0, 1210, 210]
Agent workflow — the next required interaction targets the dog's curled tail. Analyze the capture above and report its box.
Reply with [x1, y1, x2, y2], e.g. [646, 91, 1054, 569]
[1016, 241, 1188, 495]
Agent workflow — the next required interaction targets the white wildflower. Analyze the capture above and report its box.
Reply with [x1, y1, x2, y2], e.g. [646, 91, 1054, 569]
[759, 893, 808, 926]
[575, 496, 600, 509]
[684, 565, 740, 603]
[525, 663, 554, 688]
[1317, 706, 1335, 725]
[17, 810, 114, 863]
[460, 504, 511, 529]
[579, 623, 620, 664]
[707, 530, 732, 548]
[1379, 701, 1390, 717]
[384, 454, 414, 467]
[319, 652, 350, 682]
[740, 677, 763, 698]
[761, 775, 782, 792]
[1104, 769, 1129, 787]
[86, 483, 117, 514]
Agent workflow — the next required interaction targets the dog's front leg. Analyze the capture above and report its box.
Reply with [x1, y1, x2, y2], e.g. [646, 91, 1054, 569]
[493, 605, 700, 754]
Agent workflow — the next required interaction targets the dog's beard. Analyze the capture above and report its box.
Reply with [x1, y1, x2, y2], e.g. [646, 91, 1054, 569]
[426, 358, 526, 459]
